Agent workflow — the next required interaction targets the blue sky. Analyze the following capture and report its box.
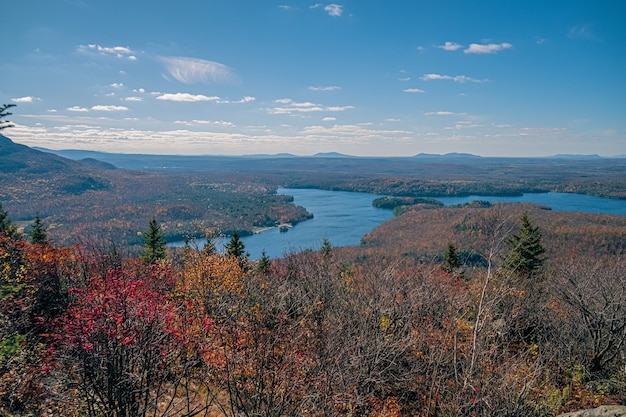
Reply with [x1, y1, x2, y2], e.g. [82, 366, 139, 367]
[3, 0, 625, 156]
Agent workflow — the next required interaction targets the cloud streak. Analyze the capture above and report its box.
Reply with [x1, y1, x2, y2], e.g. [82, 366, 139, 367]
[156, 93, 221, 102]
[421, 73, 485, 83]
[464, 42, 512, 54]
[78, 44, 137, 60]
[159, 56, 236, 84]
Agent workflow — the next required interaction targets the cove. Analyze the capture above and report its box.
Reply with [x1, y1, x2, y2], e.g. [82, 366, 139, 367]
[175, 189, 626, 260]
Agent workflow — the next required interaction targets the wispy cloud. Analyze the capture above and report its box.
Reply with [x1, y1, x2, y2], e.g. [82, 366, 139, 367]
[156, 93, 221, 102]
[464, 42, 512, 54]
[159, 56, 236, 84]
[174, 120, 235, 127]
[439, 41, 463, 51]
[110, 83, 124, 88]
[12, 96, 41, 103]
[91, 105, 129, 111]
[403, 88, 425, 93]
[568, 24, 599, 41]
[421, 73, 485, 83]
[278, 5, 294, 10]
[217, 96, 257, 104]
[425, 111, 456, 116]
[268, 98, 353, 115]
[123, 96, 143, 102]
[309, 85, 341, 91]
[78, 44, 137, 60]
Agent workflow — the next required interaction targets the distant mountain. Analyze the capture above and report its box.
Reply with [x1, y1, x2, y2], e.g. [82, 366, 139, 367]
[312, 152, 355, 158]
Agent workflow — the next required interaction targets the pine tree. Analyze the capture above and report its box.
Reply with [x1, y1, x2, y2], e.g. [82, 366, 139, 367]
[142, 218, 167, 263]
[0, 203, 17, 237]
[256, 250, 271, 274]
[442, 242, 461, 273]
[225, 230, 245, 258]
[29, 213, 48, 245]
[0, 103, 16, 131]
[504, 212, 546, 276]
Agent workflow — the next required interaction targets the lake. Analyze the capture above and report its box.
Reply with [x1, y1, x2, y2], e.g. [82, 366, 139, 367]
[176, 188, 626, 260]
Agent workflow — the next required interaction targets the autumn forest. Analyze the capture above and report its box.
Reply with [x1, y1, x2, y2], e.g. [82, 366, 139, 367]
[1, 126, 626, 416]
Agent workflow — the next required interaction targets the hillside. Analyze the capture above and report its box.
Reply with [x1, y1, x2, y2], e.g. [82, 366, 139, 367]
[357, 202, 626, 263]
[0, 135, 311, 247]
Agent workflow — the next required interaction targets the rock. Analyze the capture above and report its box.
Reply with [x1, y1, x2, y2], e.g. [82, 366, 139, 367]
[557, 405, 626, 417]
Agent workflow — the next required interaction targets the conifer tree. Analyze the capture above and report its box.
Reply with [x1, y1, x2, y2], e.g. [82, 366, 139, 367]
[0, 203, 17, 237]
[142, 218, 167, 263]
[0, 104, 16, 131]
[256, 250, 271, 274]
[442, 242, 461, 273]
[504, 212, 546, 276]
[29, 213, 48, 245]
[225, 230, 245, 258]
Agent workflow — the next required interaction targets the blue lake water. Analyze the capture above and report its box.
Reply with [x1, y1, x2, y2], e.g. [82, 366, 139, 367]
[176, 188, 626, 260]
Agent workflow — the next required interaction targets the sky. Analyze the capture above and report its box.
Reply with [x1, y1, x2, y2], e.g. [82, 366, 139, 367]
[2, 0, 625, 157]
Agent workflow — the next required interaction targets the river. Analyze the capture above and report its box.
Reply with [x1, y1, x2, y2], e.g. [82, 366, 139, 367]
[175, 188, 626, 260]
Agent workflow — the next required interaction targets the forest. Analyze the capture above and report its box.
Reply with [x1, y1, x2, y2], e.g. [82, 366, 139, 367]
[1, 199, 625, 417]
[1, 130, 626, 416]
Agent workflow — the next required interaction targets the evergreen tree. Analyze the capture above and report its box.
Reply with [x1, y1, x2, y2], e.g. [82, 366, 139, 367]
[504, 212, 546, 276]
[442, 242, 461, 273]
[29, 213, 48, 245]
[0, 103, 16, 131]
[0, 203, 17, 237]
[225, 230, 245, 258]
[142, 218, 167, 263]
[256, 250, 271, 274]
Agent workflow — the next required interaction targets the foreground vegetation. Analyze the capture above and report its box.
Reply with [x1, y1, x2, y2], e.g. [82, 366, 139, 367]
[1, 201, 625, 417]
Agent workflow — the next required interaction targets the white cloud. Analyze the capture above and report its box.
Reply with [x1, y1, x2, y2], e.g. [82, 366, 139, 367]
[324, 4, 343, 16]
[67, 106, 89, 112]
[278, 5, 293, 10]
[268, 98, 353, 115]
[399, 77, 411, 81]
[218, 96, 256, 104]
[322, 117, 336, 121]
[464, 42, 512, 54]
[385, 118, 400, 122]
[91, 105, 129, 111]
[416, 46, 427, 52]
[174, 120, 235, 127]
[156, 93, 220, 102]
[78, 44, 137, 60]
[421, 73, 484, 83]
[439, 41, 463, 51]
[159, 56, 235, 84]
[425, 111, 455, 116]
[123, 96, 143, 102]
[110, 83, 124, 88]
[403, 88, 425, 93]
[309, 85, 341, 91]
[11, 96, 41, 103]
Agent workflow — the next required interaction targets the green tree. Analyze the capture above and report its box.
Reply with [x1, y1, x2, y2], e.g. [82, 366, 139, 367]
[29, 214, 48, 245]
[0, 203, 17, 237]
[0, 104, 16, 131]
[256, 250, 271, 274]
[225, 230, 245, 258]
[142, 218, 166, 263]
[442, 242, 461, 274]
[504, 212, 546, 276]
